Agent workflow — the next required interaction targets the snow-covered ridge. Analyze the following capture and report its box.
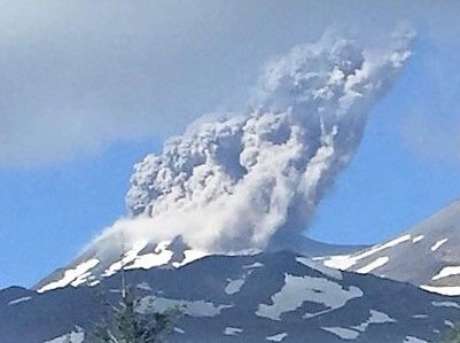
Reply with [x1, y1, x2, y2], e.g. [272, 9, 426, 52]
[321, 200, 460, 296]
[38, 259, 100, 293]
[323, 234, 411, 271]
[37, 240, 209, 293]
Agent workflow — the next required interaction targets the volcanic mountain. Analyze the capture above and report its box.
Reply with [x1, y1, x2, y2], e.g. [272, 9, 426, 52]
[3, 250, 460, 343]
[3, 30, 448, 343]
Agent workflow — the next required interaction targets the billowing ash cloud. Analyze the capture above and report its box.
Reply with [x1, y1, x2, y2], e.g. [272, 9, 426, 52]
[96, 30, 413, 254]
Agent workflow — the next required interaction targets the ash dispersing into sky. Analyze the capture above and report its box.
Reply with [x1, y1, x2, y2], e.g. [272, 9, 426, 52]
[93, 30, 413, 255]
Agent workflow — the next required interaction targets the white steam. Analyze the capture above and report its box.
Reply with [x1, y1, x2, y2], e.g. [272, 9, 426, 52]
[95, 31, 413, 254]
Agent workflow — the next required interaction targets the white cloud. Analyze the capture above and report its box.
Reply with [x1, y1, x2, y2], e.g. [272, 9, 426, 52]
[0, 1, 249, 167]
[0, 1, 458, 168]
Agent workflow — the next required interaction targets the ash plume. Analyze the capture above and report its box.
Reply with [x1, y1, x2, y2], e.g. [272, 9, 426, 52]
[95, 30, 413, 254]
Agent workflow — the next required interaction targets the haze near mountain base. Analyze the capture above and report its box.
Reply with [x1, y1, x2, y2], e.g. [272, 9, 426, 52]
[93, 29, 414, 257]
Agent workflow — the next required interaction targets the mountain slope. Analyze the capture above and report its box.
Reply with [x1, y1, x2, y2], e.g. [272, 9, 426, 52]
[34, 235, 366, 293]
[3, 251, 460, 343]
[322, 200, 460, 295]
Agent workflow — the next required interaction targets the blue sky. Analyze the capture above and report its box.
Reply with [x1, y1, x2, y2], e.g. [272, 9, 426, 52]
[1, 1, 460, 288]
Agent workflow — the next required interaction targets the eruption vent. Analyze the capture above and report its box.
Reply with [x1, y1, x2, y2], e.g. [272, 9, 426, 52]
[103, 31, 412, 254]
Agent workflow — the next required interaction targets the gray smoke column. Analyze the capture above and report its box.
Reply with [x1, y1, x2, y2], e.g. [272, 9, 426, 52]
[101, 30, 413, 253]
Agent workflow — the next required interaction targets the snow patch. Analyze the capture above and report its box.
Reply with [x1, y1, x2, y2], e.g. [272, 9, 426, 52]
[356, 257, 389, 274]
[256, 273, 363, 320]
[353, 310, 396, 331]
[266, 332, 288, 342]
[296, 256, 342, 280]
[243, 262, 264, 269]
[38, 259, 100, 293]
[225, 278, 246, 295]
[323, 255, 355, 270]
[431, 239, 448, 252]
[432, 266, 460, 281]
[421, 285, 460, 296]
[43, 329, 85, 343]
[8, 296, 32, 306]
[445, 320, 455, 328]
[404, 336, 428, 343]
[103, 241, 148, 277]
[87, 280, 100, 287]
[412, 314, 428, 319]
[432, 301, 460, 309]
[322, 327, 360, 340]
[172, 250, 208, 268]
[412, 235, 424, 243]
[224, 327, 243, 336]
[127, 241, 174, 270]
[138, 296, 232, 317]
[136, 282, 152, 291]
[173, 327, 185, 334]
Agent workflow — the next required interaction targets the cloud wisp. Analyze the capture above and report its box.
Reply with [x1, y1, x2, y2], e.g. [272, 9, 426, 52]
[88, 30, 413, 256]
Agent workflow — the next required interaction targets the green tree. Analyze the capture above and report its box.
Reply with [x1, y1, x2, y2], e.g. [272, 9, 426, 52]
[89, 236, 178, 343]
[90, 288, 174, 343]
